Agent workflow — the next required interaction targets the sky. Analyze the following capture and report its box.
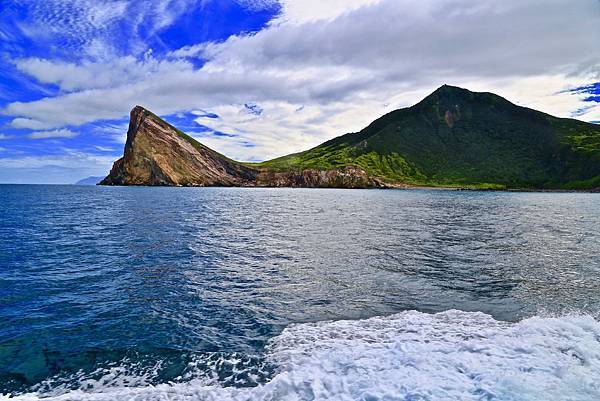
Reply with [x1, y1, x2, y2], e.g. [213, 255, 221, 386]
[0, 0, 598, 184]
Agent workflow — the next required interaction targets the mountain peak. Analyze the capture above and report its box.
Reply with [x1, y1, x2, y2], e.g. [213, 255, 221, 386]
[131, 105, 149, 114]
[424, 84, 473, 101]
[415, 85, 515, 113]
[100, 106, 386, 188]
[129, 105, 166, 128]
[434, 83, 464, 91]
[129, 105, 150, 122]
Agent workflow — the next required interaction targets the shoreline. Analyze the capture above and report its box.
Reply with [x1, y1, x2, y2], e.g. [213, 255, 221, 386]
[1, 182, 597, 193]
[96, 182, 599, 193]
[391, 183, 600, 193]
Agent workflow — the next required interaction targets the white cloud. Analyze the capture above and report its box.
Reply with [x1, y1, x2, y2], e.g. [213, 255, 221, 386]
[86, 1, 129, 29]
[190, 98, 407, 161]
[27, 129, 78, 139]
[3, 0, 600, 162]
[198, 0, 598, 80]
[0, 134, 13, 140]
[94, 145, 116, 152]
[275, 0, 382, 23]
[16, 0, 125, 51]
[14, 55, 193, 92]
[4, 68, 311, 129]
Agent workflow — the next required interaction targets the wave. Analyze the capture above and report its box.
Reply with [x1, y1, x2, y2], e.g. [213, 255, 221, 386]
[3, 310, 600, 401]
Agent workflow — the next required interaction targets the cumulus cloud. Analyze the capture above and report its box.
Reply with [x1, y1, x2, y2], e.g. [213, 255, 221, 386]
[190, 98, 409, 161]
[3, 0, 599, 161]
[14, 55, 193, 92]
[4, 68, 310, 129]
[275, 0, 383, 23]
[199, 0, 598, 80]
[27, 129, 78, 139]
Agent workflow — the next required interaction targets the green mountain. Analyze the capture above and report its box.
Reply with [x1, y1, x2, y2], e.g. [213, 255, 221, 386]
[101, 85, 600, 190]
[253, 85, 600, 190]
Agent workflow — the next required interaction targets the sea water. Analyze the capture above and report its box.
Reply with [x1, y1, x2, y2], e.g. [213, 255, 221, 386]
[1, 185, 599, 400]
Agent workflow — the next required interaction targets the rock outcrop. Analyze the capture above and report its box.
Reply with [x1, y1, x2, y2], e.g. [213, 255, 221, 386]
[100, 106, 257, 186]
[100, 106, 386, 188]
[255, 166, 386, 188]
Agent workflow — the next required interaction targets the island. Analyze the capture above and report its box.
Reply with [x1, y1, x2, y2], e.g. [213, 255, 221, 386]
[100, 85, 600, 190]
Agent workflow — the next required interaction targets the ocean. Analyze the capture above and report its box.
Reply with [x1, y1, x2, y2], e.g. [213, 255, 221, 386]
[1, 185, 599, 400]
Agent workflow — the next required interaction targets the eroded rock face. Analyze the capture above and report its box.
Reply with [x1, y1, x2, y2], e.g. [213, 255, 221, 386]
[100, 106, 386, 188]
[256, 166, 387, 188]
[100, 106, 257, 186]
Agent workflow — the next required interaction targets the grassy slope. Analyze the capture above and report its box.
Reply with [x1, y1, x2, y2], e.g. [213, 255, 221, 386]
[251, 86, 600, 189]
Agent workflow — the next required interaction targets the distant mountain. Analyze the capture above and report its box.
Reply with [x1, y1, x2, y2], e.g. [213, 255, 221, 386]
[100, 86, 600, 190]
[75, 176, 103, 185]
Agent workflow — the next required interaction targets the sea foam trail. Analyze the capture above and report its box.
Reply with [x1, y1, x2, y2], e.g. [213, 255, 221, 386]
[4, 310, 600, 401]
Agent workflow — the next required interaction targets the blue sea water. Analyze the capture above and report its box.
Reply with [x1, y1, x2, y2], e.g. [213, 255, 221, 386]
[1, 185, 600, 400]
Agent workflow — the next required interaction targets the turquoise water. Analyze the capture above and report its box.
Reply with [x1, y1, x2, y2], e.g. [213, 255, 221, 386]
[1, 185, 600, 400]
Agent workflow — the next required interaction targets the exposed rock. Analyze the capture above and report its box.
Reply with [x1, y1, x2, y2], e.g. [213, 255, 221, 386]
[100, 106, 385, 188]
[256, 166, 387, 188]
[100, 106, 257, 186]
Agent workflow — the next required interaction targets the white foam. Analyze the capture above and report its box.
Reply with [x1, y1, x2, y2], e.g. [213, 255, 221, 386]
[4, 310, 600, 401]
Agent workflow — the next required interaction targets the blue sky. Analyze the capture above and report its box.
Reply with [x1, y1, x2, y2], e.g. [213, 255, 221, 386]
[0, 0, 598, 184]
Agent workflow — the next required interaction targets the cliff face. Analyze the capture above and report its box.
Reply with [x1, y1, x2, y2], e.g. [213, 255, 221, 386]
[100, 106, 386, 188]
[256, 166, 386, 188]
[100, 106, 257, 186]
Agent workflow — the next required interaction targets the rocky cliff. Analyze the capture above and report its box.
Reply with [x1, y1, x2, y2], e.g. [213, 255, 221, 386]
[100, 106, 386, 188]
[256, 166, 386, 188]
[100, 106, 257, 186]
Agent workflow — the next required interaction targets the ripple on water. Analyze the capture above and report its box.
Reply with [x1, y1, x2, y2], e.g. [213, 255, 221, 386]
[1, 186, 599, 397]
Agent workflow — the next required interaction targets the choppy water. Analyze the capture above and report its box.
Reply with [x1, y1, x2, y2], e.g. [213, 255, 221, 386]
[1, 185, 599, 400]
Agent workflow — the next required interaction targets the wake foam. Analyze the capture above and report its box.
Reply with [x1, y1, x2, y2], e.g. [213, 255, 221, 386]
[4, 310, 600, 400]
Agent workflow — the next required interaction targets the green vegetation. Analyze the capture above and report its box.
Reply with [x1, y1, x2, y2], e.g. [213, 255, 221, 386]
[251, 85, 600, 189]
